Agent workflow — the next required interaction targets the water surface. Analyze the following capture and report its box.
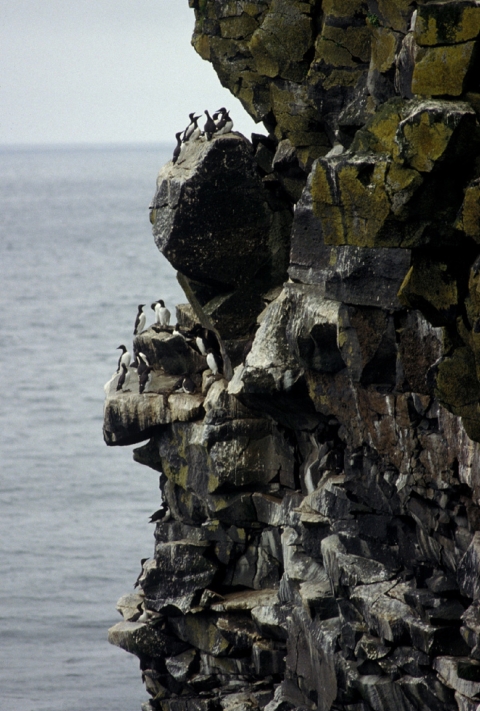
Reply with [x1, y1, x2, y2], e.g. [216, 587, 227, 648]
[0, 143, 184, 710]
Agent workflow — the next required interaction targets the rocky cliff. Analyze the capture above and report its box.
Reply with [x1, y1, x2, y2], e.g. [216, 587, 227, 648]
[105, 2, 480, 710]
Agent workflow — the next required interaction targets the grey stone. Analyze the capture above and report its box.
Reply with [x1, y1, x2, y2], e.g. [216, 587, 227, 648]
[434, 656, 480, 699]
[141, 540, 217, 614]
[151, 133, 291, 290]
[108, 621, 188, 659]
[165, 649, 197, 683]
[288, 170, 411, 309]
[116, 592, 144, 622]
[134, 328, 206, 375]
[458, 532, 480, 600]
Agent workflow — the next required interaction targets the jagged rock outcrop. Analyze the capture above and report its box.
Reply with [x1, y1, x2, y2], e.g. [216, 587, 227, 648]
[104, 2, 480, 711]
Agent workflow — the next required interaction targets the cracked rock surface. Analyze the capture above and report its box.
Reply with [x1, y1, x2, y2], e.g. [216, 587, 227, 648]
[104, 2, 480, 710]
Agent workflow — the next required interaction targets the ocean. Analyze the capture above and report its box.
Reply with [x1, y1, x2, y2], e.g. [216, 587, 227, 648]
[0, 144, 184, 710]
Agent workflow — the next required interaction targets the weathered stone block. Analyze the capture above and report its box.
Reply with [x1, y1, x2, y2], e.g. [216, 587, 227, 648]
[151, 134, 291, 291]
[412, 42, 476, 97]
[108, 621, 188, 659]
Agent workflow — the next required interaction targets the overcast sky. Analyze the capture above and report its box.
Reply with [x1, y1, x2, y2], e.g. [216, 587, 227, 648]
[2, 1, 259, 146]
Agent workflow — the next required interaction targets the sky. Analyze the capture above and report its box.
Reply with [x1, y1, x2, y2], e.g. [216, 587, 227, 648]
[2, 0, 259, 146]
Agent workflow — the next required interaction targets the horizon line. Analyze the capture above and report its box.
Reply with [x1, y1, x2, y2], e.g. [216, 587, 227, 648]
[0, 140, 174, 152]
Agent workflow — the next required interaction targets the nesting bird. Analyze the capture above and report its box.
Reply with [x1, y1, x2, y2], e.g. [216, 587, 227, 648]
[134, 304, 147, 335]
[152, 299, 171, 328]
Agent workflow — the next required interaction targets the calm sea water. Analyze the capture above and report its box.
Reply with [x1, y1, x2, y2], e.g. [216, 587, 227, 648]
[0, 144, 184, 711]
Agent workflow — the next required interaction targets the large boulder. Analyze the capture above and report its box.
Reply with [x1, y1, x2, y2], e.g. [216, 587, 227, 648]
[150, 133, 291, 293]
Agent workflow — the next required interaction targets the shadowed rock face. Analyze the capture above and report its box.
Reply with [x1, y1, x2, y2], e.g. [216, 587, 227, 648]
[151, 133, 292, 292]
[104, 3, 480, 711]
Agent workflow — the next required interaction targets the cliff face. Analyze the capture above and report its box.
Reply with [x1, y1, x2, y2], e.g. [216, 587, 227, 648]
[105, 3, 480, 711]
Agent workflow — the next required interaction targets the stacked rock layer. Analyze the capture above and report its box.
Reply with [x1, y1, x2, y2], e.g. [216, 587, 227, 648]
[104, 2, 480, 710]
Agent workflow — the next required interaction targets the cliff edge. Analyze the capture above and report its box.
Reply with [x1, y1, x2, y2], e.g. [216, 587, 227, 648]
[104, 2, 480, 710]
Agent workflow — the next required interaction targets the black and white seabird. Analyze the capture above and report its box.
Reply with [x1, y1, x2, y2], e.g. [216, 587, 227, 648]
[172, 132, 183, 163]
[139, 364, 153, 394]
[206, 348, 220, 376]
[182, 376, 196, 394]
[183, 113, 201, 142]
[134, 557, 149, 589]
[116, 345, 131, 373]
[216, 110, 233, 136]
[134, 305, 147, 335]
[149, 502, 171, 523]
[203, 111, 216, 141]
[196, 332, 207, 356]
[116, 363, 130, 392]
[136, 352, 150, 377]
[152, 299, 171, 327]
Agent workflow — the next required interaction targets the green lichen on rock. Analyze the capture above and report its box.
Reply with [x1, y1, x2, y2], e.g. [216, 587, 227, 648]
[414, 0, 480, 46]
[412, 42, 476, 97]
[398, 256, 459, 326]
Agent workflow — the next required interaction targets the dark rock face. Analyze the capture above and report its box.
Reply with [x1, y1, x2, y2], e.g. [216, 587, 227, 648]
[151, 133, 292, 292]
[103, 3, 480, 711]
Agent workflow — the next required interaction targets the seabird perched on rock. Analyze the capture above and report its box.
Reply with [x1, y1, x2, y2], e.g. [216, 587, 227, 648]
[191, 324, 217, 356]
[206, 349, 220, 376]
[215, 108, 233, 135]
[152, 299, 171, 327]
[149, 502, 171, 523]
[172, 132, 183, 163]
[139, 364, 153, 394]
[196, 332, 207, 356]
[116, 345, 131, 373]
[203, 110, 216, 141]
[182, 376, 196, 394]
[136, 352, 150, 377]
[183, 113, 201, 142]
[134, 557, 149, 589]
[116, 363, 130, 392]
[134, 305, 147, 335]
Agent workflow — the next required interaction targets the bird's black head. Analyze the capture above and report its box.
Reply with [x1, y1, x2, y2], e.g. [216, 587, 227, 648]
[138, 304, 145, 310]
[216, 107, 227, 114]
[158, 299, 165, 307]
[151, 303, 156, 310]
[117, 345, 126, 351]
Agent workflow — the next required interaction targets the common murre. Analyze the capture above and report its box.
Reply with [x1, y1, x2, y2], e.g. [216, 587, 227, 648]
[203, 110, 216, 141]
[152, 299, 171, 327]
[133, 305, 146, 335]
[116, 344, 131, 373]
